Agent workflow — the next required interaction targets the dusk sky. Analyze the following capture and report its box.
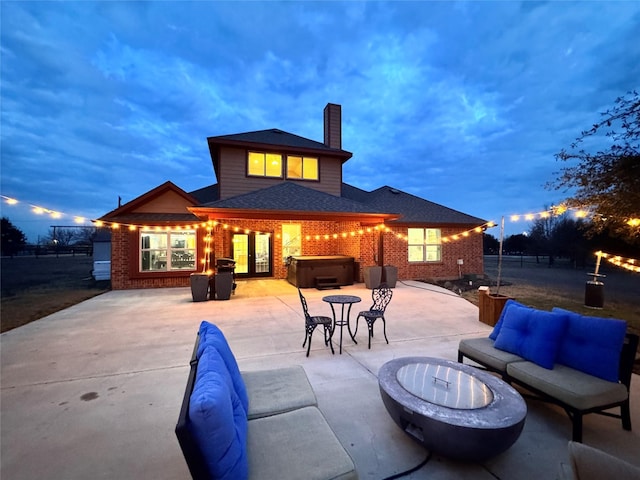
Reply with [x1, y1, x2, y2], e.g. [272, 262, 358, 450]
[2, 1, 639, 242]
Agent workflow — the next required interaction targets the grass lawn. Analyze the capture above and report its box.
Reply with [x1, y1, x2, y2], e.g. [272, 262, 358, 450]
[1, 255, 109, 333]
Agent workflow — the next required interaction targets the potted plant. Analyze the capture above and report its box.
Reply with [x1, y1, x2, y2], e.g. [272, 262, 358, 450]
[382, 265, 398, 288]
[190, 273, 210, 302]
[479, 217, 511, 326]
[363, 265, 382, 289]
[190, 229, 213, 302]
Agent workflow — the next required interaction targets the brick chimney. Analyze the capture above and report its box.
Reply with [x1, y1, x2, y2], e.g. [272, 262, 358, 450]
[323, 103, 342, 149]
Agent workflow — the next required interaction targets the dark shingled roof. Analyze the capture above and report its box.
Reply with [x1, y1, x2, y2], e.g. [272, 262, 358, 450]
[191, 181, 485, 225]
[208, 129, 352, 157]
[200, 182, 383, 214]
[189, 184, 219, 204]
[342, 185, 486, 225]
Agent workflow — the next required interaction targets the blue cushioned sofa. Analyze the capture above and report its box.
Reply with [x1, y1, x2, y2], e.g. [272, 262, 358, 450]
[458, 300, 638, 442]
[176, 321, 358, 480]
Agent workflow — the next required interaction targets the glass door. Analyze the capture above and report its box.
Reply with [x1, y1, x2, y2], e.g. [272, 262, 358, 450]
[232, 232, 272, 277]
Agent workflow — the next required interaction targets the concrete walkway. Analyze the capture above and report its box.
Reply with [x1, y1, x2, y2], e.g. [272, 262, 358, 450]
[1, 280, 639, 479]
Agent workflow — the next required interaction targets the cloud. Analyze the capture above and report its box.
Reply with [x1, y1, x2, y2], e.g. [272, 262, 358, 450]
[1, 1, 639, 240]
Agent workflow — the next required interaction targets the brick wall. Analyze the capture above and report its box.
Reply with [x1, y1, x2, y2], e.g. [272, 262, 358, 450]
[382, 226, 484, 281]
[110, 221, 483, 289]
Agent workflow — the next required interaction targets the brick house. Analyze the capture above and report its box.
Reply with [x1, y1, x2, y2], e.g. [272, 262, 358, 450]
[99, 103, 487, 290]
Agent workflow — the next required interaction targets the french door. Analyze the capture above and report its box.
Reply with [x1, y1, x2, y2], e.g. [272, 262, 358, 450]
[231, 232, 272, 278]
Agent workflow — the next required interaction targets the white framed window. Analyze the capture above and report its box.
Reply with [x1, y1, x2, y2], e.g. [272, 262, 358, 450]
[286, 155, 318, 180]
[140, 230, 196, 272]
[248, 151, 283, 178]
[407, 228, 441, 262]
[282, 224, 301, 262]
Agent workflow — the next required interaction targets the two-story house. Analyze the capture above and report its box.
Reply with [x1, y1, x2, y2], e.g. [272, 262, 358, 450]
[98, 103, 487, 290]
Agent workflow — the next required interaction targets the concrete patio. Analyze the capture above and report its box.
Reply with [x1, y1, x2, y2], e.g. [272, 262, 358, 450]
[1, 280, 639, 479]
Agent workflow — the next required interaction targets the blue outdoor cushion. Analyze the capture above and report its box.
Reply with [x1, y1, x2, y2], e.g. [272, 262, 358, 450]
[197, 345, 241, 401]
[197, 321, 249, 413]
[189, 369, 248, 480]
[552, 308, 627, 382]
[494, 307, 568, 369]
[489, 299, 532, 340]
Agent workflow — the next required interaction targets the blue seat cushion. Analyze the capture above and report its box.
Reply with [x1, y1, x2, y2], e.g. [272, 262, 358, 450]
[494, 307, 568, 369]
[489, 299, 531, 340]
[552, 308, 627, 382]
[189, 368, 248, 480]
[197, 321, 249, 412]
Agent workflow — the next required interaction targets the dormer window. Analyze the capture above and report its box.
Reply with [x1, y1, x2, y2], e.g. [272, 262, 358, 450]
[248, 151, 283, 178]
[287, 155, 318, 181]
[247, 151, 319, 181]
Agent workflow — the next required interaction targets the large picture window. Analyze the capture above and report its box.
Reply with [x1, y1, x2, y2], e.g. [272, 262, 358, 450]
[140, 230, 196, 272]
[248, 151, 283, 178]
[286, 155, 318, 180]
[407, 228, 441, 262]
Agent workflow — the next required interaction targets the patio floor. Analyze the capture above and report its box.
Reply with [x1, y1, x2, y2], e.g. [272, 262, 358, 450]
[1, 280, 639, 479]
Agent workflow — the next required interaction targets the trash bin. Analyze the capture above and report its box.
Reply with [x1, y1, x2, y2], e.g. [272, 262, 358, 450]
[584, 281, 604, 309]
[214, 273, 234, 300]
[190, 273, 211, 302]
[213, 258, 236, 300]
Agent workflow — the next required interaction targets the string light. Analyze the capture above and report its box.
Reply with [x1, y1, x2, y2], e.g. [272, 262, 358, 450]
[596, 251, 640, 273]
[2, 194, 637, 250]
[0, 193, 494, 243]
[2, 194, 91, 222]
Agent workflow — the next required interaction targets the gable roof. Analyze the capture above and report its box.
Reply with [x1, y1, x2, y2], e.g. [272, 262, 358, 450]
[98, 181, 201, 225]
[209, 128, 352, 155]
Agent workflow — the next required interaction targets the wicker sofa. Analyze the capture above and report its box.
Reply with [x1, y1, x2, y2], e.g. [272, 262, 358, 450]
[176, 321, 357, 480]
[458, 300, 638, 442]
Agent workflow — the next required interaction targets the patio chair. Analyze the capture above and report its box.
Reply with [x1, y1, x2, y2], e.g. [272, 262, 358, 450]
[298, 289, 335, 357]
[354, 283, 393, 349]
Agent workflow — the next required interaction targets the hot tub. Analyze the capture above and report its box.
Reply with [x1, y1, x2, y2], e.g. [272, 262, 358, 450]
[287, 255, 355, 288]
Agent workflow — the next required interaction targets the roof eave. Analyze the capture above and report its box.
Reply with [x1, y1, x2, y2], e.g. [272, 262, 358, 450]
[189, 207, 397, 224]
[207, 137, 353, 161]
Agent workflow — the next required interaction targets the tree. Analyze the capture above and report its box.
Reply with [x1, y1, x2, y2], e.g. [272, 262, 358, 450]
[46, 227, 79, 247]
[549, 217, 590, 267]
[527, 206, 563, 263]
[482, 233, 499, 255]
[549, 90, 640, 244]
[503, 234, 529, 255]
[1, 217, 27, 257]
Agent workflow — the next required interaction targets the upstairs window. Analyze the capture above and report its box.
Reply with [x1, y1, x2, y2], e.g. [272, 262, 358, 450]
[248, 151, 282, 178]
[286, 155, 319, 180]
[407, 228, 441, 262]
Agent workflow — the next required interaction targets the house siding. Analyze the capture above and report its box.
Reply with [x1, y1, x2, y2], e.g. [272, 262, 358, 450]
[217, 146, 342, 199]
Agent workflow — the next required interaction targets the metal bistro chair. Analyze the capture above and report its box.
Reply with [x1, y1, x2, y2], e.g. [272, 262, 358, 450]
[298, 289, 335, 357]
[354, 283, 393, 349]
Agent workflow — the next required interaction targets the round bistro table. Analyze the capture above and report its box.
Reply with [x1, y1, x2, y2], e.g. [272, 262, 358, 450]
[322, 294, 361, 354]
[378, 356, 527, 462]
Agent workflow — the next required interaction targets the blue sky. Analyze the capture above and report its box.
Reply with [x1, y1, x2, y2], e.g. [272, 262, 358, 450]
[2, 1, 639, 242]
